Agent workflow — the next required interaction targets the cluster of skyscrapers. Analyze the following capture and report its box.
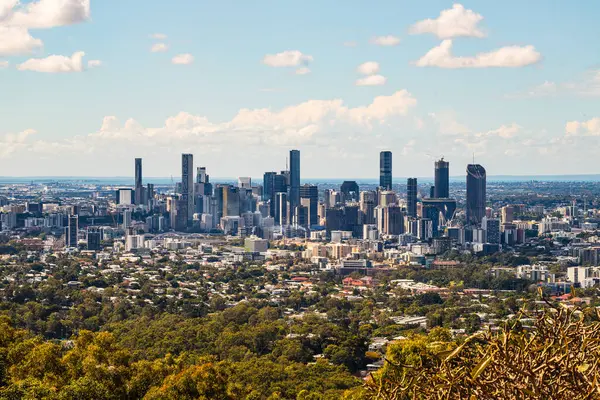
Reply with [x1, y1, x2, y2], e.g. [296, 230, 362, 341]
[115, 149, 496, 250]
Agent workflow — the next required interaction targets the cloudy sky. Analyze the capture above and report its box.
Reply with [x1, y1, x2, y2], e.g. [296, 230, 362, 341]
[1, 0, 599, 179]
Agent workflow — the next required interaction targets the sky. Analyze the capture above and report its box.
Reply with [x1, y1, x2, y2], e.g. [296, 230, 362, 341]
[1, 0, 600, 179]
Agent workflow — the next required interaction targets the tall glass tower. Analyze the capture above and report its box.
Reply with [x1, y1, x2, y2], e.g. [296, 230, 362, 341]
[466, 164, 486, 226]
[434, 158, 449, 198]
[379, 151, 392, 190]
[407, 178, 418, 218]
[134, 158, 143, 205]
[289, 150, 301, 214]
[181, 154, 194, 226]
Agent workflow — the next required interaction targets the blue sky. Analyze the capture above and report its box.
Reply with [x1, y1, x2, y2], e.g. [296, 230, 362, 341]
[1, 0, 599, 179]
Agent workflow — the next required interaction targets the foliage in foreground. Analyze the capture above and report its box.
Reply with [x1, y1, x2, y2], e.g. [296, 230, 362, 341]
[359, 302, 600, 399]
[0, 316, 359, 399]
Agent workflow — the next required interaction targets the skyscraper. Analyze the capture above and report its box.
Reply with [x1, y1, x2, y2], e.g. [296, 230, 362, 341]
[66, 215, 78, 248]
[238, 177, 252, 189]
[407, 178, 418, 218]
[380, 151, 392, 190]
[87, 227, 101, 251]
[263, 172, 276, 202]
[270, 173, 288, 217]
[289, 150, 301, 214]
[434, 158, 449, 198]
[482, 217, 501, 244]
[223, 186, 240, 217]
[466, 164, 486, 226]
[340, 181, 360, 202]
[275, 192, 288, 226]
[181, 154, 194, 226]
[134, 158, 143, 205]
[300, 184, 318, 226]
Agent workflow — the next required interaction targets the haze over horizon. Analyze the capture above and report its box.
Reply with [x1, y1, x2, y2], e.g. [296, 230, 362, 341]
[1, 0, 600, 178]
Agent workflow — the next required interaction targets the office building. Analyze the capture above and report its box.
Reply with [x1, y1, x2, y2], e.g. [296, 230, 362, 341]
[407, 178, 418, 218]
[360, 191, 376, 225]
[134, 158, 143, 205]
[299, 184, 318, 226]
[87, 227, 102, 251]
[146, 184, 155, 205]
[223, 186, 240, 217]
[116, 188, 134, 205]
[181, 154, 194, 226]
[434, 158, 449, 198]
[482, 217, 501, 244]
[66, 215, 78, 248]
[238, 177, 252, 189]
[379, 191, 396, 207]
[375, 205, 404, 235]
[340, 181, 359, 202]
[195, 167, 212, 197]
[289, 150, 301, 215]
[263, 172, 276, 202]
[379, 151, 392, 190]
[501, 206, 515, 224]
[294, 205, 309, 227]
[245, 237, 269, 252]
[122, 209, 132, 229]
[270, 173, 288, 217]
[275, 192, 288, 226]
[466, 164, 486, 226]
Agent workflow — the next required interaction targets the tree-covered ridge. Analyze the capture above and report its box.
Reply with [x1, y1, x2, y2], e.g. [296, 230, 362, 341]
[0, 315, 360, 399]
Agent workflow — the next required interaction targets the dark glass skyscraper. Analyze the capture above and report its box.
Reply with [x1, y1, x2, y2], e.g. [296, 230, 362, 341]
[407, 178, 418, 218]
[181, 154, 194, 226]
[269, 173, 288, 217]
[340, 181, 359, 202]
[67, 215, 78, 248]
[289, 150, 300, 214]
[466, 164, 487, 226]
[434, 158, 449, 198]
[263, 172, 276, 201]
[300, 184, 318, 226]
[134, 158, 143, 205]
[379, 151, 392, 190]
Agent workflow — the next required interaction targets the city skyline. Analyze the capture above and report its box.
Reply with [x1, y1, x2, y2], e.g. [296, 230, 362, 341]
[0, 1, 600, 177]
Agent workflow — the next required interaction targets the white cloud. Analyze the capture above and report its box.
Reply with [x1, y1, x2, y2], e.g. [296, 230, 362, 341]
[87, 59, 101, 68]
[428, 111, 470, 135]
[151, 43, 168, 53]
[17, 90, 418, 158]
[7, 0, 90, 29]
[0, 0, 18, 21]
[513, 70, 600, 98]
[17, 51, 85, 72]
[415, 40, 541, 68]
[507, 81, 557, 98]
[356, 74, 386, 86]
[0, 26, 42, 55]
[410, 4, 485, 39]
[262, 50, 313, 67]
[357, 61, 380, 75]
[172, 53, 194, 65]
[0, 60, 8, 68]
[371, 35, 400, 46]
[480, 123, 521, 138]
[0, 128, 37, 157]
[0, 0, 90, 56]
[343, 41, 357, 47]
[150, 33, 167, 40]
[566, 118, 600, 136]
[295, 67, 310, 75]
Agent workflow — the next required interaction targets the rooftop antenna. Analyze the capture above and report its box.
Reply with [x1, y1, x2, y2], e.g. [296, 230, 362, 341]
[286, 156, 288, 171]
